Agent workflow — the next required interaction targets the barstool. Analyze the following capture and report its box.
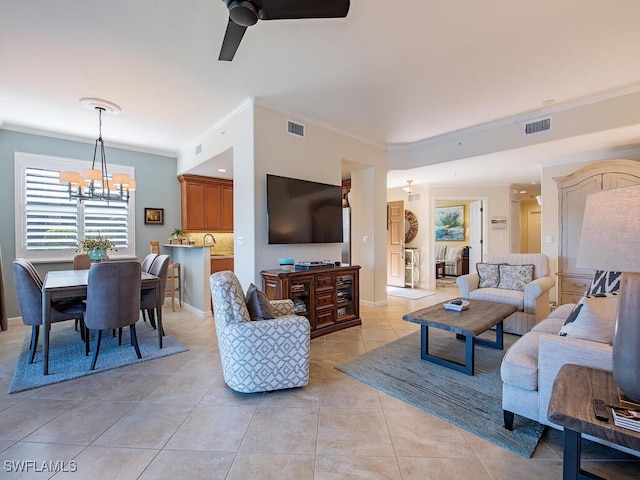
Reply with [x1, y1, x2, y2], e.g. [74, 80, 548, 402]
[150, 240, 160, 254]
[166, 262, 182, 311]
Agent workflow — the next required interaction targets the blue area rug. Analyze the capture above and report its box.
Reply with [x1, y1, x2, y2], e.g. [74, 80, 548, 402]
[336, 329, 545, 457]
[9, 322, 187, 394]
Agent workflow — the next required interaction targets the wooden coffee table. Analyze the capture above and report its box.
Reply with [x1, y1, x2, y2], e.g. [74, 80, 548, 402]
[403, 299, 517, 375]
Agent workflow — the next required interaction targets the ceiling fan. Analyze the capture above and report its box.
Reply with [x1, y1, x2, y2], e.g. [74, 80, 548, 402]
[218, 0, 350, 61]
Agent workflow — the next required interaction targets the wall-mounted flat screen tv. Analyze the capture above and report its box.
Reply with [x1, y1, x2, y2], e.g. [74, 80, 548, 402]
[267, 174, 343, 244]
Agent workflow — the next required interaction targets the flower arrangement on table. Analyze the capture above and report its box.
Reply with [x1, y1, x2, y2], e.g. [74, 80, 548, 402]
[77, 236, 117, 261]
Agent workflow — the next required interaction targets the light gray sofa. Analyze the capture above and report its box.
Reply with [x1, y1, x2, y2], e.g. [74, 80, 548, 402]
[456, 253, 556, 335]
[500, 303, 640, 455]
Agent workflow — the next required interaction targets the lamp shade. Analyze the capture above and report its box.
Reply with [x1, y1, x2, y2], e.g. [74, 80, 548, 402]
[576, 184, 640, 273]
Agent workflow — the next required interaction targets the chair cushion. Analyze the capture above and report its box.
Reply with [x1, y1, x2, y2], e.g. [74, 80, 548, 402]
[476, 263, 501, 288]
[469, 287, 524, 310]
[501, 331, 545, 391]
[245, 284, 275, 321]
[498, 264, 534, 291]
[558, 293, 618, 344]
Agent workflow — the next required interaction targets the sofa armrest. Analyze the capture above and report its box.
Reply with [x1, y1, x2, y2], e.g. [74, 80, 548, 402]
[537, 334, 613, 423]
[524, 276, 555, 298]
[456, 273, 479, 297]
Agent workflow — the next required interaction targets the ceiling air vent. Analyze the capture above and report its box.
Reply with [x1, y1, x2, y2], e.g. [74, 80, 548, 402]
[524, 117, 551, 136]
[408, 193, 420, 202]
[287, 120, 305, 138]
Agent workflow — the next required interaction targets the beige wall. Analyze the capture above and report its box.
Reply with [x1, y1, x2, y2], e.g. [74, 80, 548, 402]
[387, 184, 510, 289]
[178, 101, 388, 306]
[253, 106, 388, 306]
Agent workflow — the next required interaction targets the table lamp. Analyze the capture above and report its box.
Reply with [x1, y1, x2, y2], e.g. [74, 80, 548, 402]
[576, 184, 640, 403]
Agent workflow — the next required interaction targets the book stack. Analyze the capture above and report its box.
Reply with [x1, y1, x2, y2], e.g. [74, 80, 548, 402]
[611, 407, 640, 433]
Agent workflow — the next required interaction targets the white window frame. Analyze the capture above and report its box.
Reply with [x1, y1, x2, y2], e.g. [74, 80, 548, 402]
[14, 152, 136, 263]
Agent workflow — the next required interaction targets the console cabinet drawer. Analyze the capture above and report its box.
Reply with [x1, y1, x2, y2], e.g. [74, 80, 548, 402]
[316, 292, 335, 309]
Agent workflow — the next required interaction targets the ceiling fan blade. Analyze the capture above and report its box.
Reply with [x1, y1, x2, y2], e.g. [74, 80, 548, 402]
[259, 0, 350, 21]
[218, 18, 248, 61]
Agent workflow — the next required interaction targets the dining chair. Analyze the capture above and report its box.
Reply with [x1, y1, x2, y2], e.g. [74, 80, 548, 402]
[83, 261, 142, 370]
[73, 254, 91, 270]
[12, 258, 85, 364]
[141, 253, 158, 273]
[141, 254, 170, 342]
[139, 253, 159, 325]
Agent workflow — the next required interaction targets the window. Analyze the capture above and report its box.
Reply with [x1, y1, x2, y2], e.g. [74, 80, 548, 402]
[15, 152, 136, 262]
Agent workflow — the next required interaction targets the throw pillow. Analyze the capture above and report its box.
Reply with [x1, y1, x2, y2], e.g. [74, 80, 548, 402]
[559, 293, 619, 344]
[498, 264, 534, 291]
[245, 283, 276, 321]
[587, 270, 621, 295]
[476, 263, 501, 288]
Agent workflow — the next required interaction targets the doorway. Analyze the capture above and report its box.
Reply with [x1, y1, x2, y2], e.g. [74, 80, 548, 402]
[386, 200, 405, 287]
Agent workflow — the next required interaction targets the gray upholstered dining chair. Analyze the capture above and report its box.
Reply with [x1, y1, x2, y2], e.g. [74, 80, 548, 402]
[139, 253, 159, 326]
[140, 254, 169, 340]
[141, 253, 158, 273]
[83, 261, 142, 370]
[12, 258, 85, 364]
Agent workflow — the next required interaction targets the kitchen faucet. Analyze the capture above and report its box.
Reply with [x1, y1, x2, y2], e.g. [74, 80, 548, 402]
[203, 234, 216, 245]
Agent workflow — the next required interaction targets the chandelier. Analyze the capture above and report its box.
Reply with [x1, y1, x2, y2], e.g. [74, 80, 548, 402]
[59, 98, 135, 202]
[402, 180, 415, 194]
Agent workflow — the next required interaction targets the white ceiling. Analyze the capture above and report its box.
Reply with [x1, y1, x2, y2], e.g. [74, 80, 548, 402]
[2, 0, 640, 192]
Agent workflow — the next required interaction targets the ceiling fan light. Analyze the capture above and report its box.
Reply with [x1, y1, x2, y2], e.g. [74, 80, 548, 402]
[228, 1, 259, 27]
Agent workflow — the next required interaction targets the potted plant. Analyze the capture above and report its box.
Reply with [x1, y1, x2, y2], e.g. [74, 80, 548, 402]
[77, 236, 116, 261]
[171, 228, 185, 238]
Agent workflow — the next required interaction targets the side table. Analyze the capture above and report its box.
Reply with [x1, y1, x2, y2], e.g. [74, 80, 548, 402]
[435, 261, 445, 279]
[547, 364, 640, 480]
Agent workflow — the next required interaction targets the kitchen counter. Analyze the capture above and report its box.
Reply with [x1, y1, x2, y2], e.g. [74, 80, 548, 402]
[164, 244, 233, 256]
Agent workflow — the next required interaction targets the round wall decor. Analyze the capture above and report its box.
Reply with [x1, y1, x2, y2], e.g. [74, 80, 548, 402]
[405, 210, 419, 243]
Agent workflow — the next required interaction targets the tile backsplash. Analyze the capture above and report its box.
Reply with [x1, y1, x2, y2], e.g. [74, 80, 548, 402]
[186, 233, 234, 253]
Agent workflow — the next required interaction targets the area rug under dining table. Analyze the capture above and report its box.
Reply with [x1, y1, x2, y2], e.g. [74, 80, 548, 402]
[335, 329, 545, 458]
[9, 322, 187, 394]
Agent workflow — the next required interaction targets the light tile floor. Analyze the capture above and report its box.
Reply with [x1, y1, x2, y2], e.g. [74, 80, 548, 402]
[1, 284, 639, 479]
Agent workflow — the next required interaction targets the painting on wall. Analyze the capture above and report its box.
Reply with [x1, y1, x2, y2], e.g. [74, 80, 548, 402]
[144, 208, 164, 225]
[435, 205, 464, 241]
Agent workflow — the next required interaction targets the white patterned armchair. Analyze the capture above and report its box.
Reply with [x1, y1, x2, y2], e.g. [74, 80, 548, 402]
[210, 270, 310, 393]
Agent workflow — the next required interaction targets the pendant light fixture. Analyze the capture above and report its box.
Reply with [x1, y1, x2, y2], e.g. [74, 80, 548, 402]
[59, 98, 135, 202]
[402, 180, 415, 194]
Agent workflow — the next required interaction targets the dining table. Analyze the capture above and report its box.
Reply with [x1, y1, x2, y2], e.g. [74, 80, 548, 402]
[41, 268, 162, 375]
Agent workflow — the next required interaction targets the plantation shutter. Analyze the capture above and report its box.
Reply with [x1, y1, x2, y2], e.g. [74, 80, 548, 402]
[24, 167, 79, 250]
[17, 153, 135, 261]
[83, 200, 129, 250]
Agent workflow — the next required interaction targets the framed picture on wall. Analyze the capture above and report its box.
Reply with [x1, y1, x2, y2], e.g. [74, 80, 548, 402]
[144, 208, 164, 225]
[435, 205, 464, 241]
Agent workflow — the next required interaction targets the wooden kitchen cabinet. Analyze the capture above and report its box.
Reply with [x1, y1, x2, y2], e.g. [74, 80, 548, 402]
[211, 257, 234, 274]
[178, 174, 233, 232]
[261, 265, 361, 338]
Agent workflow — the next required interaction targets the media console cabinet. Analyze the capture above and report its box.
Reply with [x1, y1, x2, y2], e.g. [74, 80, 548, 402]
[261, 265, 361, 338]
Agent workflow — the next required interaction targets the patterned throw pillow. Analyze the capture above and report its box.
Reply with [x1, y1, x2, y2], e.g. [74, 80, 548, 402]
[476, 263, 501, 288]
[245, 284, 275, 321]
[559, 293, 618, 344]
[587, 270, 621, 295]
[497, 264, 534, 291]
